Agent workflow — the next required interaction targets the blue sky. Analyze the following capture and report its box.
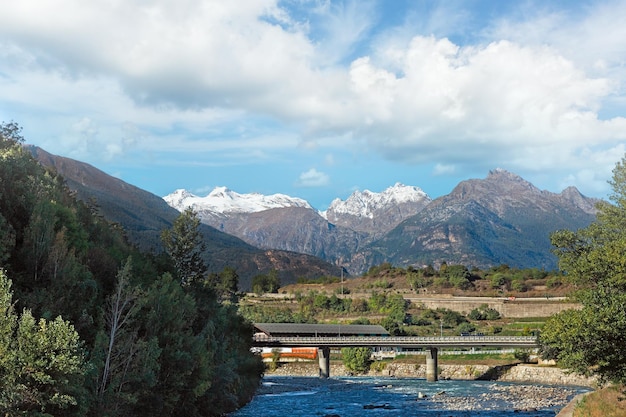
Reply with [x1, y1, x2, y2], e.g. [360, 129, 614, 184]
[1, 0, 626, 210]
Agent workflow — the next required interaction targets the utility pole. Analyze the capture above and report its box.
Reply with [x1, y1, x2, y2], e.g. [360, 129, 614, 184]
[341, 267, 344, 295]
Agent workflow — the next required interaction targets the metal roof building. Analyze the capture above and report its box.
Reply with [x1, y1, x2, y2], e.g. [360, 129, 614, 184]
[253, 323, 389, 337]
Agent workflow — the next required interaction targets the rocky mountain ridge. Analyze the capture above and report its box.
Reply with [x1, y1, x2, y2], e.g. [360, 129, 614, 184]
[165, 183, 433, 271]
[165, 187, 312, 215]
[30, 143, 599, 283]
[323, 183, 431, 236]
[164, 169, 599, 274]
[359, 169, 598, 272]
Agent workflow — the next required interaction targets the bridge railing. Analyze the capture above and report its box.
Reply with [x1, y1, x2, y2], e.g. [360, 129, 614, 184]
[252, 335, 537, 348]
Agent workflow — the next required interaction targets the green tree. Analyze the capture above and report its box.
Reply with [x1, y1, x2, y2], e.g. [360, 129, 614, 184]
[0, 270, 89, 416]
[251, 269, 280, 295]
[407, 271, 431, 291]
[206, 266, 240, 302]
[136, 273, 201, 416]
[514, 349, 531, 363]
[161, 208, 207, 286]
[0, 121, 24, 147]
[93, 258, 161, 417]
[341, 347, 372, 374]
[443, 264, 473, 290]
[541, 155, 626, 385]
[457, 322, 476, 334]
[468, 304, 501, 320]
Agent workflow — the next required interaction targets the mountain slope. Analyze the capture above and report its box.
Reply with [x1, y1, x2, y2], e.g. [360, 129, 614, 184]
[27, 146, 341, 289]
[358, 169, 599, 270]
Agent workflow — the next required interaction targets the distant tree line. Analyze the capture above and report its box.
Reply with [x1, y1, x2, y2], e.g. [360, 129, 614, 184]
[0, 122, 263, 417]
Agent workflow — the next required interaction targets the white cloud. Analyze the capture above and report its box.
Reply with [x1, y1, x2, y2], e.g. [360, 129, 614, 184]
[0, 0, 625, 200]
[433, 164, 456, 176]
[345, 35, 626, 184]
[296, 168, 330, 187]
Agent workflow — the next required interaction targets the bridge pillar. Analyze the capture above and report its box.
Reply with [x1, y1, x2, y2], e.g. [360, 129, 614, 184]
[426, 348, 438, 382]
[318, 347, 330, 378]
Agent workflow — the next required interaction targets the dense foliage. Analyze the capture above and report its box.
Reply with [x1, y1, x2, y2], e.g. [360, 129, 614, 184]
[541, 155, 626, 386]
[0, 270, 88, 417]
[0, 122, 263, 416]
[341, 347, 373, 374]
[251, 269, 281, 294]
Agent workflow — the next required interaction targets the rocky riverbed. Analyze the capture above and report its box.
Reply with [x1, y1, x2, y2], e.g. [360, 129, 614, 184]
[427, 383, 577, 412]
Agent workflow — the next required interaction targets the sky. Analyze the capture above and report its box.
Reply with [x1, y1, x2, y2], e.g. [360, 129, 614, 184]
[1, 0, 626, 210]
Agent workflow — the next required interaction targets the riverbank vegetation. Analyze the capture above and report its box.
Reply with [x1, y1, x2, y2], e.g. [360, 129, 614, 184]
[572, 385, 626, 417]
[540, 156, 626, 395]
[239, 256, 567, 339]
[0, 122, 263, 416]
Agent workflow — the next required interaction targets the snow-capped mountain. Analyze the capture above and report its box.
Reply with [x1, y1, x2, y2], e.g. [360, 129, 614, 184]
[323, 183, 430, 218]
[161, 174, 598, 275]
[163, 183, 433, 274]
[164, 186, 312, 215]
[323, 183, 431, 236]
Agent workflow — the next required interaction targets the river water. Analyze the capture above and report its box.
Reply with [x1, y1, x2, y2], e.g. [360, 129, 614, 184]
[230, 376, 587, 417]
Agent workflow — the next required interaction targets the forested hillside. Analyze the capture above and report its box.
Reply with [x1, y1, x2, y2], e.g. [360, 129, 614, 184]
[28, 145, 342, 290]
[0, 122, 263, 416]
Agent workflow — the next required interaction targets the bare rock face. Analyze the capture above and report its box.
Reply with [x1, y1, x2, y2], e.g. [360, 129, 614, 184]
[353, 169, 599, 271]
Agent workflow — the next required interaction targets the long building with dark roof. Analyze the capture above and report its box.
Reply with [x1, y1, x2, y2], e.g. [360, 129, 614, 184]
[253, 323, 389, 337]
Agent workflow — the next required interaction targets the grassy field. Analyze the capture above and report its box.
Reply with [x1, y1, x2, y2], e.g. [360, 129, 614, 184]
[573, 385, 626, 417]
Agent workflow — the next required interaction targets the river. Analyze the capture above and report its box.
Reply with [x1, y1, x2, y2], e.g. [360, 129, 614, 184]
[230, 376, 588, 416]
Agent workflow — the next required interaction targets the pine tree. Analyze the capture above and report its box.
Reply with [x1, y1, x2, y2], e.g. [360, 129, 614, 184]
[161, 208, 207, 286]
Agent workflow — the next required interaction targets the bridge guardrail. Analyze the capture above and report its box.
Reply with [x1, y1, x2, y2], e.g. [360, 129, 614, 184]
[252, 335, 537, 348]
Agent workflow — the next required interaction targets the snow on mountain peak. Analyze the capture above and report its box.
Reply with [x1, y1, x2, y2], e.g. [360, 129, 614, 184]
[163, 187, 312, 214]
[325, 183, 430, 219]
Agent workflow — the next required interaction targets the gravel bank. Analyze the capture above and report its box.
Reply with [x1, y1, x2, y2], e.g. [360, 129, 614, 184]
[428, 383, 577, 412]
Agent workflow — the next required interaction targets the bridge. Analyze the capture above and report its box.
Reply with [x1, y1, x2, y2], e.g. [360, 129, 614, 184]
[252, 333, 538, 381]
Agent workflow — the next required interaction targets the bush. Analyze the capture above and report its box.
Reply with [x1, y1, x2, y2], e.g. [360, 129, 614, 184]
[490, 273, 510, 290]
[469, 304, 501, 320]
[457, 322, 476, 334]
[341, 347, 373, 373]
[546, 276, 562, 288]
[373, 279, 392, 289]
[514, 349, 531, 363]
[511, 278, 528, 292]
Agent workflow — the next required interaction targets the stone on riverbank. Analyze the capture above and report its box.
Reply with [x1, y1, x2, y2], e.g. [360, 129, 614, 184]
[429, 384, 577, 412]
